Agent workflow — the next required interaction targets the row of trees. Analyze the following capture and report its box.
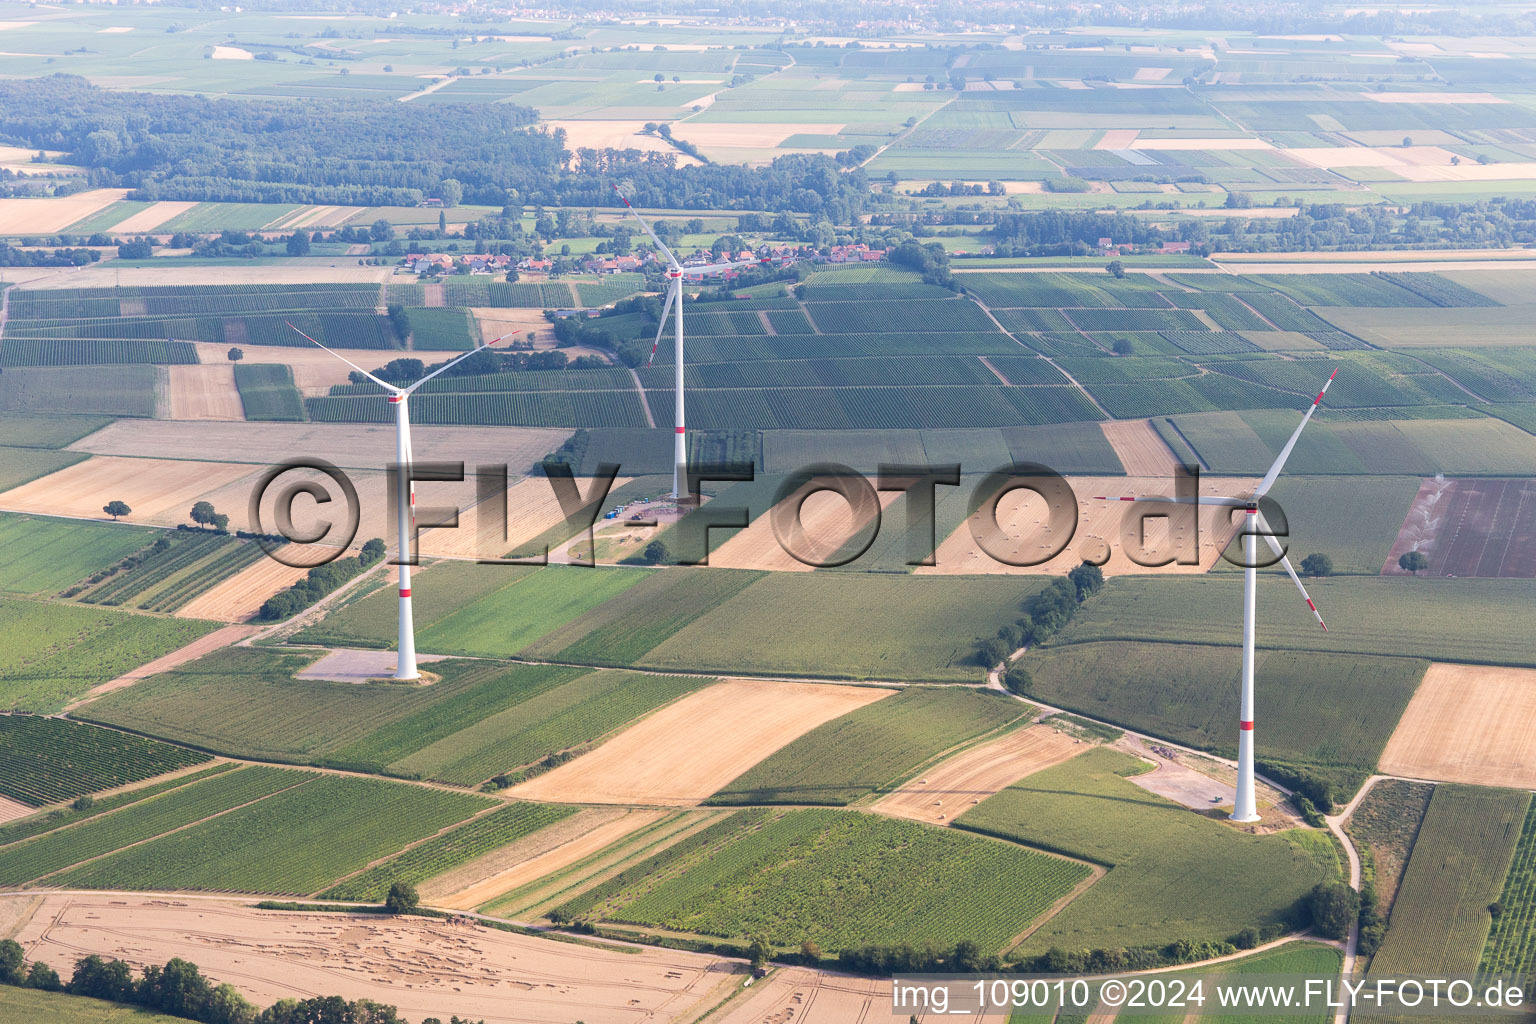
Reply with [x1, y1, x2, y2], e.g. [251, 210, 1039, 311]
[0, 939, 482, 1024]
[256, 538, 385, 621]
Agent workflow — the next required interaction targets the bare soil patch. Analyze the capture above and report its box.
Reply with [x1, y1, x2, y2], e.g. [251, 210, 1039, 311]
[1379, 662, 1536, 789]
[0, 796, 32, 825]
[165, 364, 245, 421]
[672, 122, 846, 148]
[873, 725, 1084, 826]
[916, 474, 1257, 577]
[432, 808, 665, 911]
[1382, 476, 1536, 577]
[10, 894, 736, 1024]
[510, 679, 896, 806]
[294, 647, 447, 683]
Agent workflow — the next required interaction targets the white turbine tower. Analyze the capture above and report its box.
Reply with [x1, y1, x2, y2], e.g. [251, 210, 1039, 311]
[287, 323, 519, 681]
[1098, 367, 1336, 822]
[613, 185, 767, 499]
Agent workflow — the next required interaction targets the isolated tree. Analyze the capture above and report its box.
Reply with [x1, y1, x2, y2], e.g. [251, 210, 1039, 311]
[210, 513, 230, 533]
[369, 219, 394, 242]
[1398, 550, 1429, 575]
[385, 880, 419, 914]
[747, 934, 772, 972]
[800, 939, 821, 962]
[504, 268, 520, 283]
[1106, 259, 1126, 279]
[1308, 882, 1359, 940]
[191, 500, 217, 527]
[1112, 337, 1133, 356]
[71, 795, 94, 811]
[438, 178, 463, 208]
[1402, 136, 1413, 148]
[653, 73, 664, 83]
[285, 230, 310, 256]
[1300, 553, 1334, 577]
[361, 538, 387, 564]
[227, 346, 244, 362]
[438, 209, 447, 231]
[103, 500, 131, 521]
[1003, 665, 1033, 696]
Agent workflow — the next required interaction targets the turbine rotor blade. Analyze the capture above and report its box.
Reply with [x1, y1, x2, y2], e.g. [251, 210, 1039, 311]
[1092, 494, 1249, 507]
[647, 280, 679, 369]
[1253, 366, 1337, 500]
[287, 321, 397, 393]
[403, 329, 521, 395]
[611, 184, 679, 269]
[1254, 509, 1327, 631]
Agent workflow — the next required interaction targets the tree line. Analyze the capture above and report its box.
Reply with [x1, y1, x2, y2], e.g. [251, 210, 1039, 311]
[0, 76, 872, 216]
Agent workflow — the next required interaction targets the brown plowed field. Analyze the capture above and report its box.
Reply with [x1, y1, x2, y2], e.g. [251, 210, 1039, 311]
[510, 679, 896, 806]
[0, 797, 32, 825]
[917, 475, 1257, 577]
[1383, 476, 1536, 577]
[165, 364, 245, 421]
[1378, 662, 1536, 789]
[9, 894, 738, 1024]
[873, 725, 1084, 826]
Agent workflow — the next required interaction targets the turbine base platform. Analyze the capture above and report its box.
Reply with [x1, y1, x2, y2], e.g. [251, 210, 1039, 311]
[1228, 812, 1262, 824]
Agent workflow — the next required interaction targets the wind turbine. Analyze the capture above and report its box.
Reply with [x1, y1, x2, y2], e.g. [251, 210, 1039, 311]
[1097, 368, 1336, 822]
[612, 185, 767, 499]
[286, 323, 520, 681]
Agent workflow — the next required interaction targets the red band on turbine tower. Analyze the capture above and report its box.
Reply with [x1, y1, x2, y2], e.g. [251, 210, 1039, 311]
[1239, 720, 1254, 731]
[399, 588, 411, 598]
[675, 426, 685, 434]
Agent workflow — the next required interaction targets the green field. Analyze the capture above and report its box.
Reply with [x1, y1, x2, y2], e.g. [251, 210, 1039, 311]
[0, 413, 113, 449]
[1481, 802, 1536, 980]
[299, 562, 654, 656]
[0, 988, 195, 1024]
[0, 597, 219, 712]
[1212, 475, 1422, 576]
[56, 772, 492, 895]
[1021, 642, 1426, 774]
[0, 716, 209, 807]
[1368, 784, 1531, 977]
[633, 572, 1054, 681]
[958, 747, 1341, 954]
[0, 514, 158, 596]
[319, 800, 576, 900]
[403, 306, 475, 350]
[0, 446, 88, 490]
[0, 764, 235, 849]
[0, 765, 301, 886]
[1345, 779, 1434, 927]
[708, 687, 1030, 805]
[0, 366, 157, 417]
[81, 649, 708, 786]
[233, 362, 304, 421]
[566, 806, 1090, 954]
[1042, 576, 1536, 668]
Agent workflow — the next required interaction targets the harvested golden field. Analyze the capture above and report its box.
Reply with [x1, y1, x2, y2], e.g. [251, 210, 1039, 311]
[917, 475, 1257, 577]
[873, 724, 1086, 826]
[0, 189, 127, 233]
[108, 200, 199, 233]
[8, 894, 738, 1024]
[510, 679, 896, 806]
[0, 456, 257, 525]
[1379, 662, 1536, 789]
[707, 484, 900, 571]
[164, 365, 245, 421]
[1100, 419, 1182, 477]
[175, 554, 313, 622]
